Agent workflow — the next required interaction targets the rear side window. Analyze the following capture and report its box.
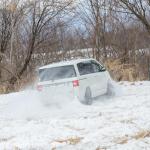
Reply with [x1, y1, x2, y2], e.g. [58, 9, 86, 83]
[77, 60, 106, 75]
[77, 61, 94, 75]
[39, 65, 76, 82]
[91, 61, 101, 73]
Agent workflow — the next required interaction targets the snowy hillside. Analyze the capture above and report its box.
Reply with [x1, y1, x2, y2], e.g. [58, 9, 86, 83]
[0, 81, 150, 150]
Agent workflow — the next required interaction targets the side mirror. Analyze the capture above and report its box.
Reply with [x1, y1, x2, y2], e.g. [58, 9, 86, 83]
[100, 66, 106, 72]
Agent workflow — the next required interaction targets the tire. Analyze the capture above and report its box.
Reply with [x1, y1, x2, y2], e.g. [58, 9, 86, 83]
[83, 87, 92, 105]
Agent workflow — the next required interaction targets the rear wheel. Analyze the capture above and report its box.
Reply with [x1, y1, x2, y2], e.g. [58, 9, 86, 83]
[83, 87, 92, 105]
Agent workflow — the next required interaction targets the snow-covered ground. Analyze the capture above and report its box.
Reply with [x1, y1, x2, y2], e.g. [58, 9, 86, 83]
[0, 81, 150, 150]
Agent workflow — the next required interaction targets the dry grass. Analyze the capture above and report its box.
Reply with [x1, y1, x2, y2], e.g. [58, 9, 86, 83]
[65, 125, 85, 131]
[0, 74, 36, 94]
[114, 136, 129, 145]
[52, 136, 84, 145]
[114, 129, 150, 145]
[105, 59, 145, 81]
[0, 85, 7, 94]
[132, 130, 150, 140]
[14, 146, 21, 150]
[96, 146, 107, 150]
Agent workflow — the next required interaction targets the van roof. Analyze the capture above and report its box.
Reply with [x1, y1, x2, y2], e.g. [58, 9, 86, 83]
[39, 58, 95, 69]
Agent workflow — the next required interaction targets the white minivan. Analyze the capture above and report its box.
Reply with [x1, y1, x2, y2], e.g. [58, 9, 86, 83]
[36, 58, 110, 105]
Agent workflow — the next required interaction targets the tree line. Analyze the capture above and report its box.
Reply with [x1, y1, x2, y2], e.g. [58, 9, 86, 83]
[0, 0, 149, 92]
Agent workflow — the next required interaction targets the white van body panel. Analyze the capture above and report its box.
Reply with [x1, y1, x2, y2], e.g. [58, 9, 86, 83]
[37, 58, 110, 104]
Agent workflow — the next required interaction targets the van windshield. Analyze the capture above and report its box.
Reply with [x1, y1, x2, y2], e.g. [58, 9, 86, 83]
[39, 65, 76, 82]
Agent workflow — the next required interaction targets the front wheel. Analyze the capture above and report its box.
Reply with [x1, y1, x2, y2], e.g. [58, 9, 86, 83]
[82, 87, 93, 105]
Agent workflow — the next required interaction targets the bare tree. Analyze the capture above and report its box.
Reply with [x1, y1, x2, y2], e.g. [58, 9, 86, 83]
[117, 0, 150, 35]
[116, 0, 150, 78]
[9, 0, 75, 85]
[0, 3, 11, 79]
[78, 0, 109, 61]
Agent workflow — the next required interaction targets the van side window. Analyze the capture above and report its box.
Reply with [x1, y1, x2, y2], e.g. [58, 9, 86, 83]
[77, 61, 94, 75]
[91, 60, 106, 72]
[91, 61, 101, 73]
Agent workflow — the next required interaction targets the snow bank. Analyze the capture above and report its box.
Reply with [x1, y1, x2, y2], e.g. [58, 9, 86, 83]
[0, 81, 150, 150]
[0, 80, 124, 120]
[0, 90, 80, 120]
